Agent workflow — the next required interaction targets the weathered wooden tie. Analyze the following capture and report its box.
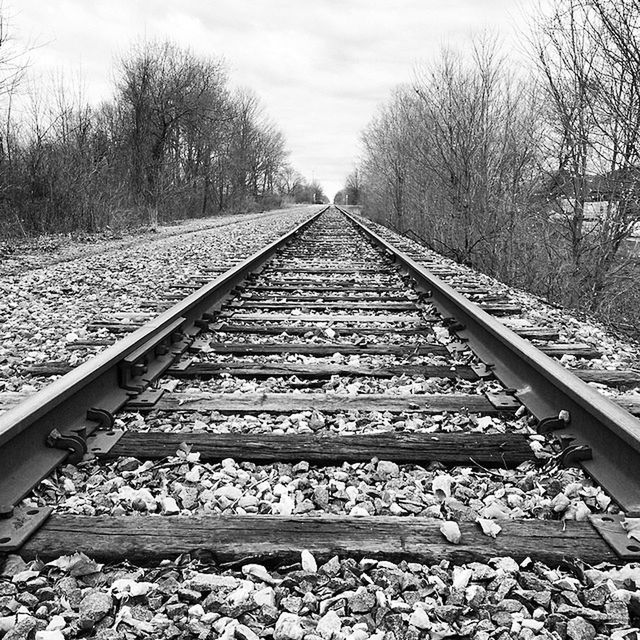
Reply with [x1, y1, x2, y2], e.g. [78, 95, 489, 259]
[105, 431, 534, 465]
[231, 301, 420, 311]
[191, 341, 449, 356]
[127, 391, 514, 414]
[167, 361, 480, 380]
[19, 515, 618, 566]
[222, 313, 422, 323]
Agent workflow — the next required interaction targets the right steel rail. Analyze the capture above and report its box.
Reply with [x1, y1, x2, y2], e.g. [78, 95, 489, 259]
[340, 207, 640, 516]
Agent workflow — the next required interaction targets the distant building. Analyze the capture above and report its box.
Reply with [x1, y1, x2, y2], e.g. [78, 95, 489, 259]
[542, 169, 640, 237]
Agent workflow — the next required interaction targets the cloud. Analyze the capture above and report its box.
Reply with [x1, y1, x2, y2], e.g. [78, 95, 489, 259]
[10, 0, 529, 199]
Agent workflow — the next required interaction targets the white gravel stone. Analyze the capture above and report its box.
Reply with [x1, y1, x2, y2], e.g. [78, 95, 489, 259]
[274, 612, 306, 640]
[316, 610, 342, 639]
[35, 632, 65, 640]
[408, 607, 431, 630]
[253, 586, 276, 607]
[301, 549, 317, 573]
[242, 564, 277, 584]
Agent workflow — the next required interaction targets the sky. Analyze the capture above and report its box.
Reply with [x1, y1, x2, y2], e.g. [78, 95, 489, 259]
[9, 0, 530, 200]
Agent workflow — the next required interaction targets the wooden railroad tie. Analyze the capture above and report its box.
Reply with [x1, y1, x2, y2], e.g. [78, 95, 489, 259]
[102, 431, 534, 466]
[166, 361, 481, 380]
[22, 361, 639, 388]
[126, 391, 517, 414]
[230, 301, 421, 311]
[191, 341, 450, 356]
[19, 515, 618, 567]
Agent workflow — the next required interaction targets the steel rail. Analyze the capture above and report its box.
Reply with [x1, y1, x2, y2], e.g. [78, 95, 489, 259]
[0, 206, 327, 512]
[340, 207, 640, 516]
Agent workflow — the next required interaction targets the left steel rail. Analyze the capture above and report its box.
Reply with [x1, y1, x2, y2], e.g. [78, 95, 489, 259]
[0, 207, 326, 516]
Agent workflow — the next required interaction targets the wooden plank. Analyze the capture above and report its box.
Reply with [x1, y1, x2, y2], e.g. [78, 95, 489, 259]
[245, 285, 404, 293]
[211, 323, 438, 335]
[167, 361, 479, 380]
[478, 303, 522, 315]
[539, 344, 601, 359]
[20, 515, 618, 566]
[87, 323, 142, 333]
[271, 261, 380, 266]
[202, 265, 241, 272]
[134, 391, 503, 414]
[211, 322, 558, 341]
[503, 326, 560, 340]
[574, 369, 640, 387]
[107, 431, 534, 466]
[66, 339, 115, 349]
[232, 301, 419, 311]
[242, 294, 413, 302]
[23, 362, 78, 376]
[221, 313, 422, 323]
[254, 279, 400, 287]
[195, 339, 593, 360]
[452, 287, 489, 294]
[192, 342, 449, 356]
[265, 267, 393, 274]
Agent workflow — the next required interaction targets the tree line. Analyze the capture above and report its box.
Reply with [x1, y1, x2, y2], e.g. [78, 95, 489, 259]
[0, 36, 323, 236]
[351, 0, 640, 335]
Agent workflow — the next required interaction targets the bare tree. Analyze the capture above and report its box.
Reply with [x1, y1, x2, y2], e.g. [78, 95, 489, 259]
[360, 36, 541, 281]
[531, 0, 640, 309]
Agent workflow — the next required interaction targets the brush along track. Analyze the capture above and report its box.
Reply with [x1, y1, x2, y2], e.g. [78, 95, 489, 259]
[2, 207, 640, 575]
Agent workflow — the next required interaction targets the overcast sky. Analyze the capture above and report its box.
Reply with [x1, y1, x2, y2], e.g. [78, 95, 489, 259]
[10, 0, 531, 199]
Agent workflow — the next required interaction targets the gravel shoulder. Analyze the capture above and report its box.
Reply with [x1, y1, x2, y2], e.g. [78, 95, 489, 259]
[0, 207, 319, 394]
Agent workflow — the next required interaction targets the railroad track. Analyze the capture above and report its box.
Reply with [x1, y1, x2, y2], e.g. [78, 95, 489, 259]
[2, 207, 640, 576]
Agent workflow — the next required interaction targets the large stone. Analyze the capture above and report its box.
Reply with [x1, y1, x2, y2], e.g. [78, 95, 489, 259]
[35, 632, 65, 640]
[556, 604, 607, 622]
[215, 485, 243, 501]
[582, 585, 608, 607]
[566, 616, 596, 640]
[348, 587, 376, 613]
[253, 586, 276, 608]
[188, 572, 239, 591]
[3, 617, 37, 640]
[408, 608, 431, 630]
[313, 486, 330, 509]
[376, 461, 400, 477]
[274, 613, 305, 640]
[301, 550, 318, 573]
[319, 556, 341, 577]
[605, 600, 629, 627]
[78, 591, 113, 629]
[281, 595, 302, 614]
[434, 605, 461, 623]
[495, 599, 525, 613]
[316, 610, 342, 639]
[242, 564, 277, 584]
[235, 624, 260, 640]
